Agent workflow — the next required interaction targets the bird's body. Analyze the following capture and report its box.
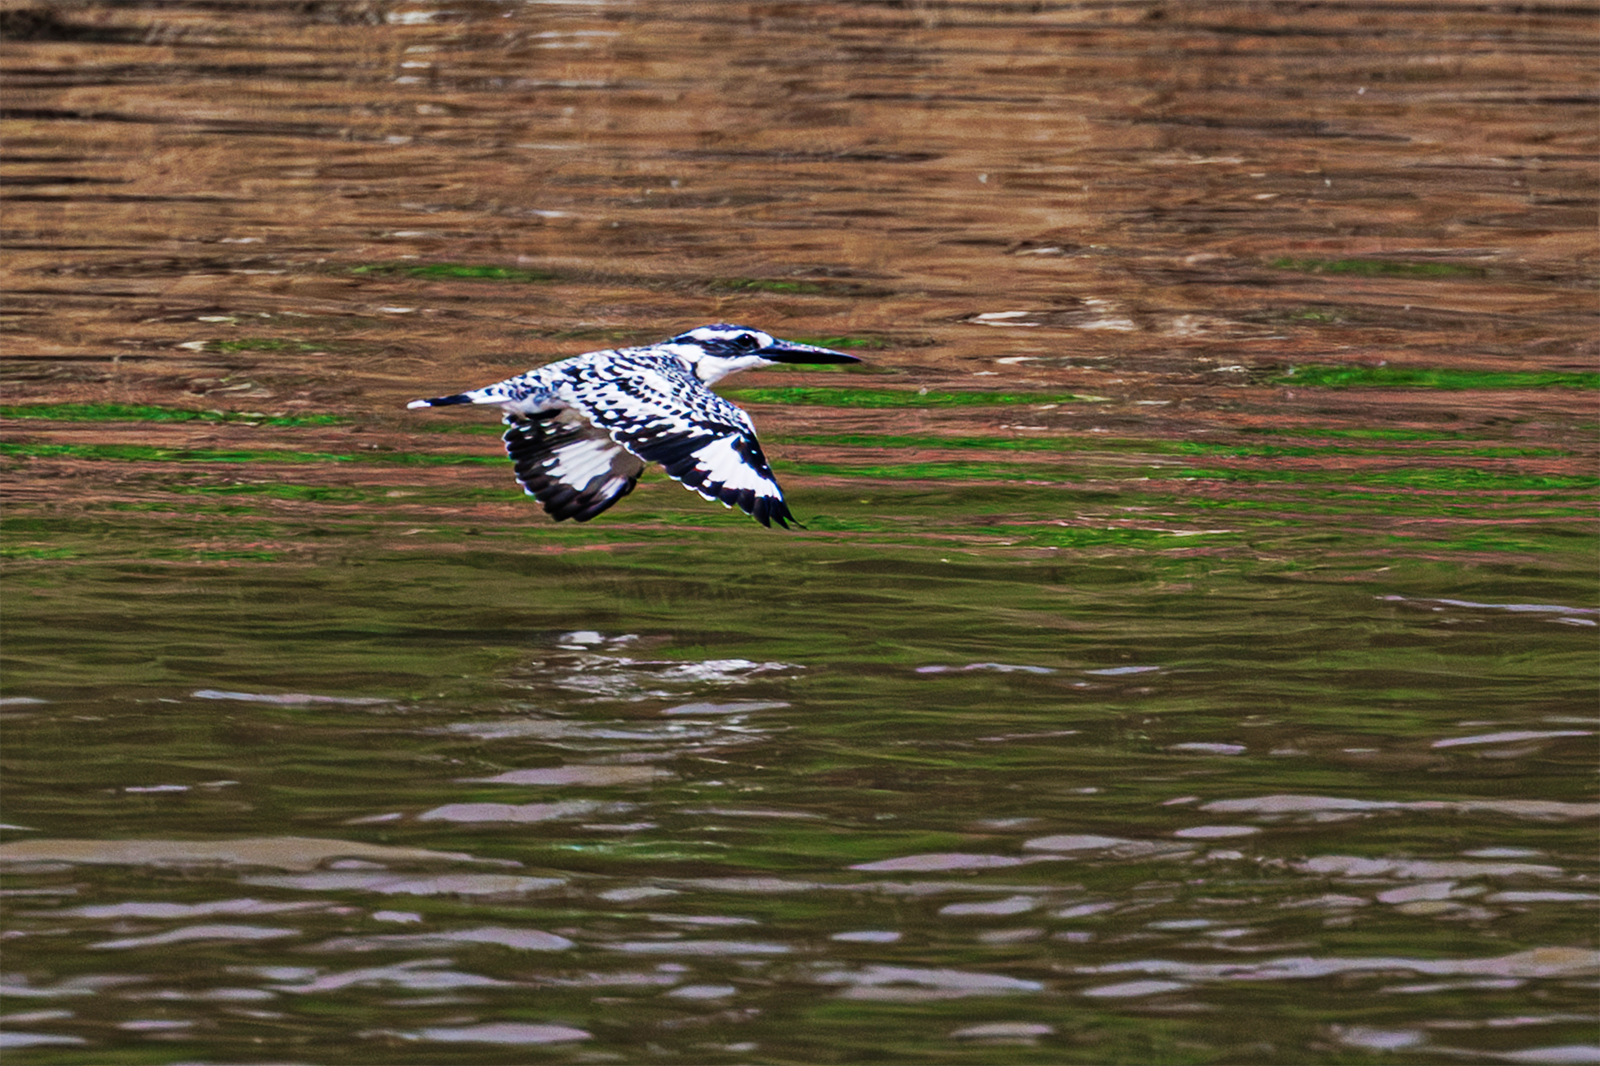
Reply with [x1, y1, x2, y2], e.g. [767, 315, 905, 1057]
[407, 324, 859, 527]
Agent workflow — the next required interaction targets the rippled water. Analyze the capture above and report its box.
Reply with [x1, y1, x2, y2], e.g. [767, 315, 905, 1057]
[2, 2, 1596, 1063]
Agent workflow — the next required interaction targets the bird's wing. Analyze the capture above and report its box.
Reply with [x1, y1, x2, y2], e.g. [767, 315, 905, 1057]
[503, 409, 645, 522]
[577, 372, 798, 529]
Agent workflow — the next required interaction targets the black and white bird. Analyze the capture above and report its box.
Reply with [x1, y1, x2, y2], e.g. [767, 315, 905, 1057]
[407, 324, 860, 528]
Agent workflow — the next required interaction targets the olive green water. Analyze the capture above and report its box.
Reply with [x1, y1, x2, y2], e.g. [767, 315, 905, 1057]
[1, 3, 1596, 1063]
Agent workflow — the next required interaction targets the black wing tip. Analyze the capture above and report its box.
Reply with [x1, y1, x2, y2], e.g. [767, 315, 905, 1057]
[521, 473, 637, 524]
[750, 495, 801, 530]
[528, 484, 602, 523]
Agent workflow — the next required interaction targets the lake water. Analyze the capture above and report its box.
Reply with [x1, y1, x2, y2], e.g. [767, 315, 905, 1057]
[1, 2, 1596, 1062]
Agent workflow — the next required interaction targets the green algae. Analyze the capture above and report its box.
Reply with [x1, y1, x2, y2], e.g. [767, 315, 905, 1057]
[211, 337, 324, 353]
[1169, 465, 1599, 492]
[1272, 365, 1600, 389]
[1268, 255, 1488, 278]
[710, 277, 833, 294]
[790, 335, 895, 350]
[348, 261, 559, 282]
[0, 403, 344, 426]
[779, 432, 1565, 461]
[725, 386, 1095, 408]
[0, 441, 498, 467]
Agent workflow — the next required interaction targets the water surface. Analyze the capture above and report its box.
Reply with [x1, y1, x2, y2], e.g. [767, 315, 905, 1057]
[2, 2, 1596, 1063]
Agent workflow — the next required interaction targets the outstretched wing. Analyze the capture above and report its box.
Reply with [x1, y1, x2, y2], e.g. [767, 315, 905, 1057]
[621, 420, 797, 529]
[577, 370, 798, 529]
[503, 409, 645, 522]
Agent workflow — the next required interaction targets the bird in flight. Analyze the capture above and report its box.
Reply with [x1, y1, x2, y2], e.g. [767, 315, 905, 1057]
[407, 324, 860, 528]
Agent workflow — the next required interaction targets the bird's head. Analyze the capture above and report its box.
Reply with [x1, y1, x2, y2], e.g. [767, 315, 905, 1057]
[663, 324, 859, 384]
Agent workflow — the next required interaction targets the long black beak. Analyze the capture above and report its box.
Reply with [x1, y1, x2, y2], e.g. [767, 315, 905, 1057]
[758, 338, 860, 365]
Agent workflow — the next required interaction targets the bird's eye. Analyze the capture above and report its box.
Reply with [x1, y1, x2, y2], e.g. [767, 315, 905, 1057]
[734, 333, 760, 351]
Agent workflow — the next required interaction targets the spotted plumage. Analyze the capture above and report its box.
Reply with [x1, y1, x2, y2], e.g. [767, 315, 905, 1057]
[407, 324, 859, 528]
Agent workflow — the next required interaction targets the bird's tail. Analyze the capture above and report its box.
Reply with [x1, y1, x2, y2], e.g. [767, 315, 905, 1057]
[406, 393, 475, 410]
[407, 379, 531, 409]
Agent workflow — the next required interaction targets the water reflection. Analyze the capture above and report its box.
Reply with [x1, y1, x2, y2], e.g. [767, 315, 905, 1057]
[3, 607, 1595, 1058]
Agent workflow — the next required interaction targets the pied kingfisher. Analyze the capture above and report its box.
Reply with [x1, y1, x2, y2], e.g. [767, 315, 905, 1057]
[407, 324, 859, 528]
